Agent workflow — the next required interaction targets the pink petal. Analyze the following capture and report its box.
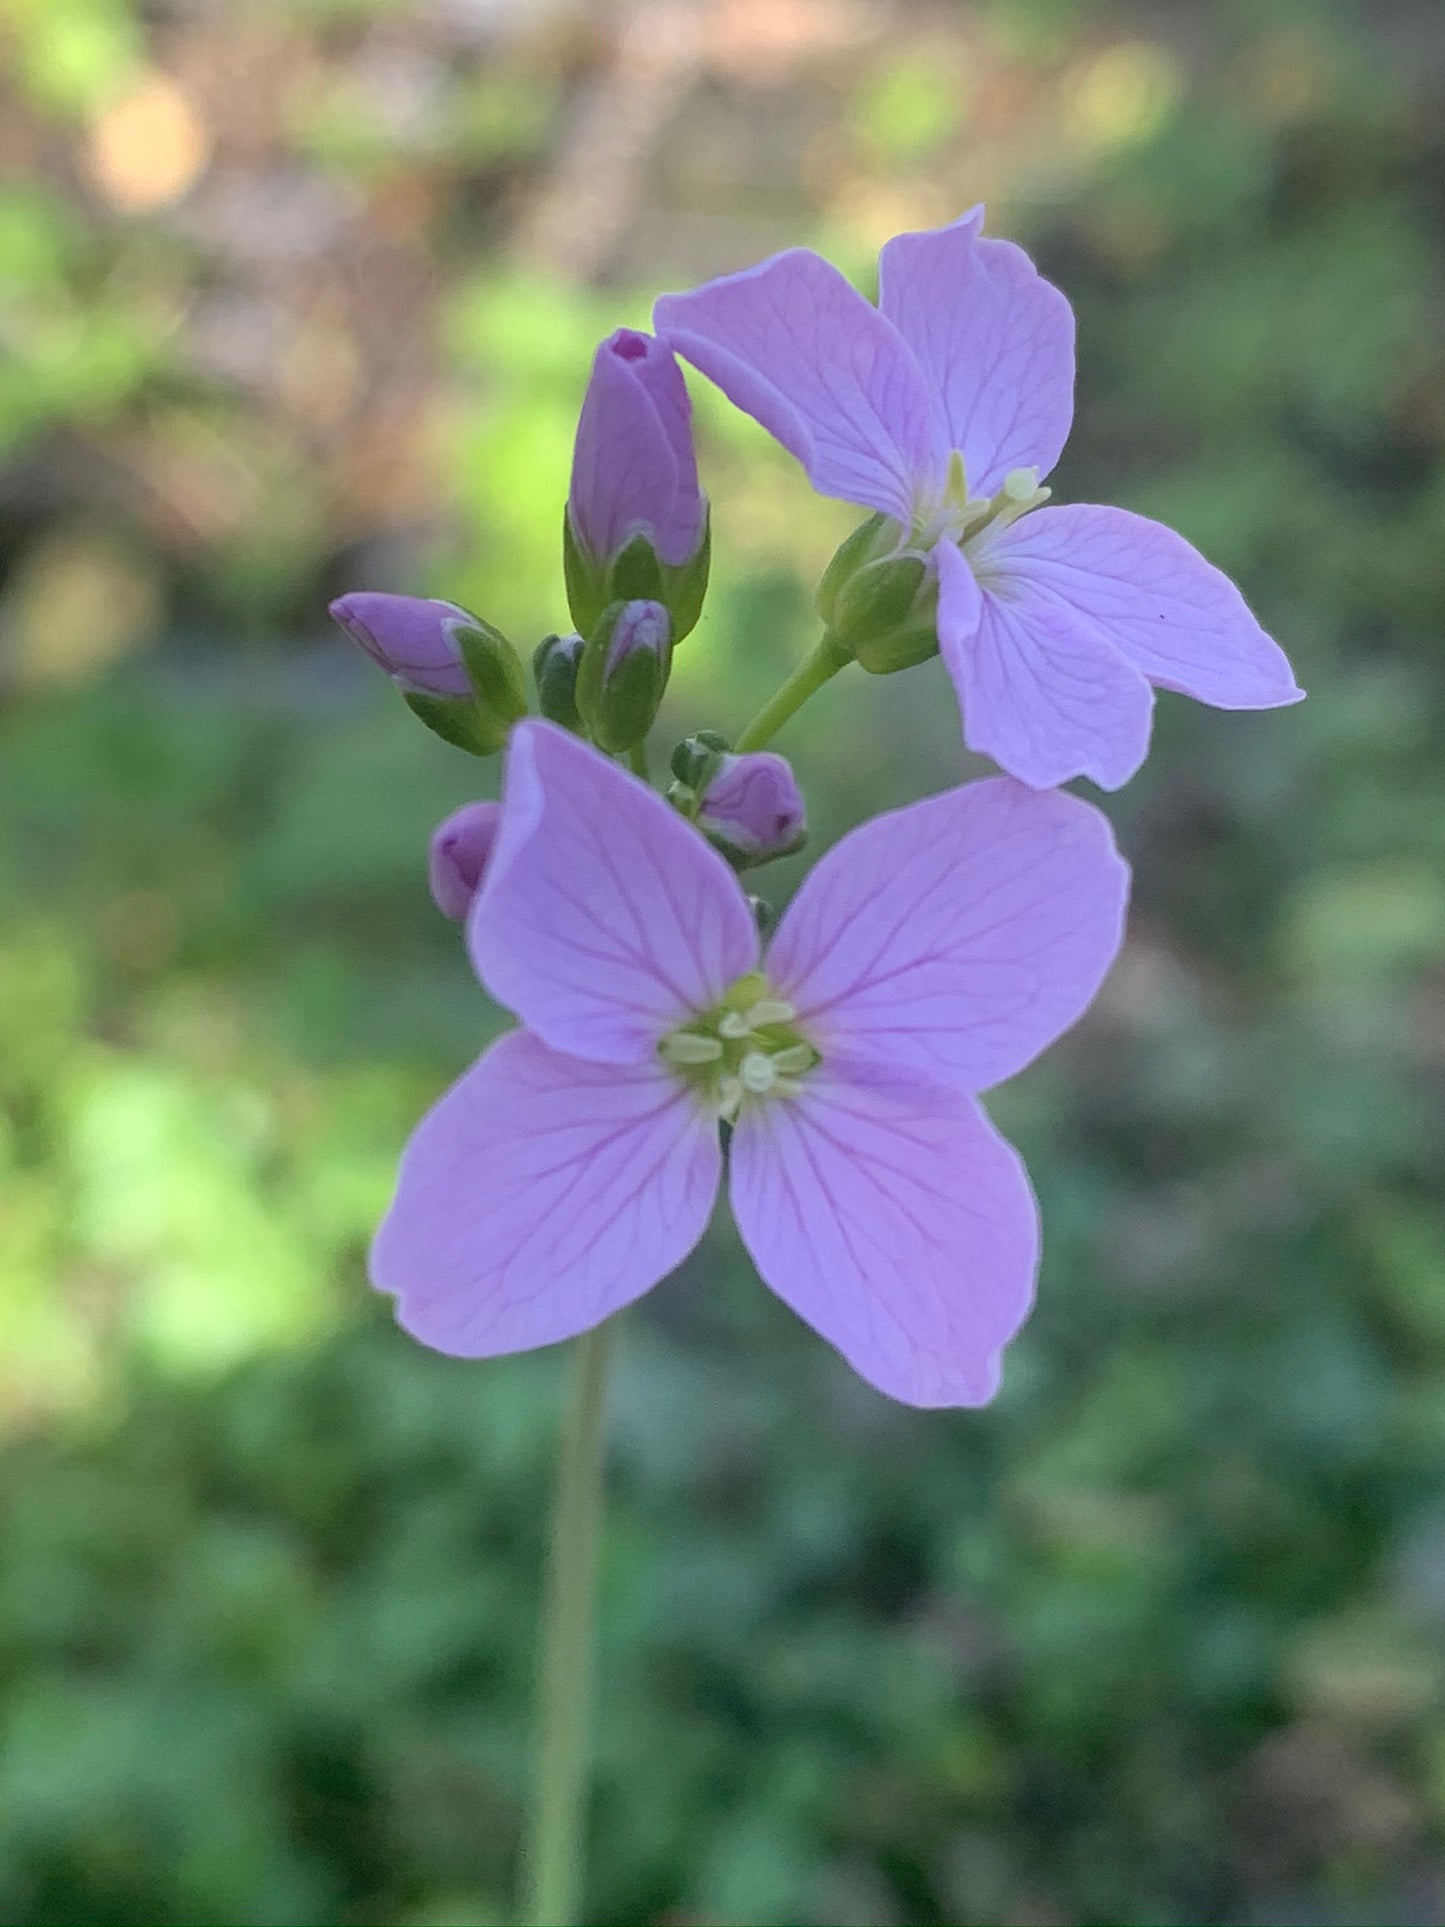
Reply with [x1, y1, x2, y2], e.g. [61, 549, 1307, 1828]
[936, 537, 1155, 791]
[655, 249, 947, 523]
[991, 504, 1305, 709]
[766, 765, 1127, 1095]
[729, 1065, 1038, 1407]
[878, 208, 1075, 496]
[470, 722, 759, 1064]
[372, 1029, 721, 1357]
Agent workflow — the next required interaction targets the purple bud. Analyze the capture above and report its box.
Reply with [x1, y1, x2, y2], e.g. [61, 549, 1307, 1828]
[577, 599, 673, 755]
[329, 592, 474, 699]
[428, 801, 503, 922]
[696, 752, 807, 866]
[603, 598, 670, 674]
[567, 329, 705, 570]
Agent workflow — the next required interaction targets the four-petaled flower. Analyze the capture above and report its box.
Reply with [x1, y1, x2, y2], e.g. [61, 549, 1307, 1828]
[373, 720, 1128, 1407]
[655, 206, 1303, 791]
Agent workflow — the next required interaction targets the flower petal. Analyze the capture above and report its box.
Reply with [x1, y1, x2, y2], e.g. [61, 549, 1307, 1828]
[765, 762, 1127, 1095]
[937, 536, 1155, 791]
[878, 207, 1075, 496]
[471, 721, 760, 1063]
[372, 1029, 721, 1357]
[990, 504, 1305, 709]
[655, 249, 947, 522]
[729, 1065, 1038, 1407]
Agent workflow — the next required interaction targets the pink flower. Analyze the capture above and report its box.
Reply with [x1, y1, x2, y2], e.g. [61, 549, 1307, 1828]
[654, 208, 1303, 792]
[372, 721, 1128, 1408]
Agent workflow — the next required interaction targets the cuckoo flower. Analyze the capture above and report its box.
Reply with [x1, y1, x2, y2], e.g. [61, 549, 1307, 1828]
[373, 720, 1128, 1407]
[655, 208, 1303, 791]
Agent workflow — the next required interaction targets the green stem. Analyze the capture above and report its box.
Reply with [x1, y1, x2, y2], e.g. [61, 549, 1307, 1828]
[522, 1322, 614, 1927]
[627, 740, 650, 781]
[733, 633, 850, 753]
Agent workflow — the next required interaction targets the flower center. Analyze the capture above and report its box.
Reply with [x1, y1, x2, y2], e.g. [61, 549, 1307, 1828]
[659, 970, 821, 1120]
[912, 450, 1051, 551]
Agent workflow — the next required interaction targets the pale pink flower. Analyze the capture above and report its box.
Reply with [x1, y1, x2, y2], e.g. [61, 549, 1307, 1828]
[373, 722, 1128, 1407]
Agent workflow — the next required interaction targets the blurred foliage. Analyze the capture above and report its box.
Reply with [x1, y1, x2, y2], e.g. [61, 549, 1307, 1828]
[2, 0, 1445, 1922]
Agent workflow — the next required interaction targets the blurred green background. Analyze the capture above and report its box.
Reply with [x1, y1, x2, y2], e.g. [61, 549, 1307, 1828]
[2, 0, 1444, 1922]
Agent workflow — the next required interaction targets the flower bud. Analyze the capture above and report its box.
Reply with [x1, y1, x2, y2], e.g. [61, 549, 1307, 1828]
[565, 329, 710, 642]
[669, 729, 729, 793]
[533, 631, 585, 731]
[329, 592, 527, 754]
[693, 751, 807, 868]
[330, 592, 472, 698]
[428, 801, 502, 922]
[576, 598, 673, 754]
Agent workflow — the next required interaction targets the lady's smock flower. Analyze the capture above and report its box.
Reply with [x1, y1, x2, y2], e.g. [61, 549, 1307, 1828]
[655, 208, 1302, 791]
[373, 721, 1128, 1407]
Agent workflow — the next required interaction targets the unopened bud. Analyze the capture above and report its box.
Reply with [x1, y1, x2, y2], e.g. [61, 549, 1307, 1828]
[694, 751, 806, 869]
[566, 328, 710, 641]
[330, 591, 527, 754]
[533, 632, 585, 731]
[669, 729, 729, 792]
[428, 801, 502, 922]
[330, 592, 472, 698]
[576, 598, 673, 753]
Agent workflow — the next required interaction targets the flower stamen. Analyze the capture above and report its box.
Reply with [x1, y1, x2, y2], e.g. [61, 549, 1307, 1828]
[660, 975, 820, 1117]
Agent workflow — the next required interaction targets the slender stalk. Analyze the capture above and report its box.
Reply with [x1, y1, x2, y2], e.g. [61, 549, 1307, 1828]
[733, 633, 850, 753]
[522, 1322, 614, 1927]
[627, 740, 650, 781]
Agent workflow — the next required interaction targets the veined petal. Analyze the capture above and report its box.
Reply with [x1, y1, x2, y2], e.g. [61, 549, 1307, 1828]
[471, 721, 760, 1063]
[765, 761, 1127, 1095]
[729, 1065, 1038, 1408]
[655, 249, 947, 522]
[878, 207, 1075, 496]
[992, 504, 1305, 709]
[937, 537, 1155, 792]
[372, 1030, 721, 1357]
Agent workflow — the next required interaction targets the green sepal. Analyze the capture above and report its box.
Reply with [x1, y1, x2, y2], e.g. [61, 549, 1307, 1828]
[816, 511, 894, 633]
[607, 532, 664, 604]
[454, 619, 528, 737]
[659, 507, 711, 641]
[854, 623, 941, 674]
[563, 509, 608, 639]
[401, 689, 503, 755]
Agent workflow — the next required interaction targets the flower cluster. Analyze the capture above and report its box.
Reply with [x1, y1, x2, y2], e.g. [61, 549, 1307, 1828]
[332, 208, 1302, 1408]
